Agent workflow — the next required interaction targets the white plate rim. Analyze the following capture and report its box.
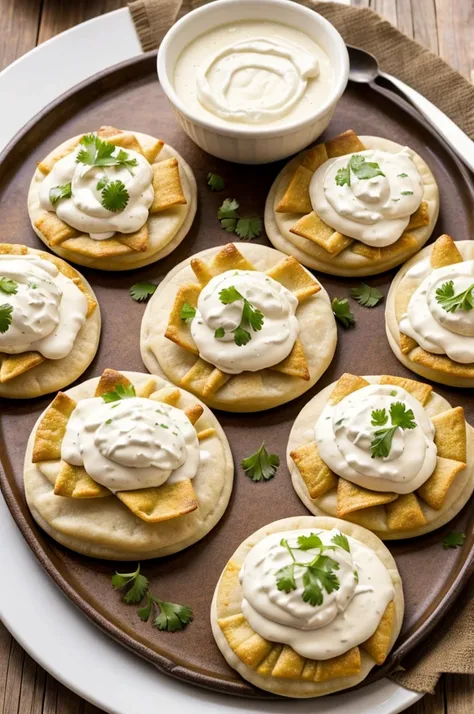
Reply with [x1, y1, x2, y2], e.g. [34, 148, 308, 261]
[0, 6, 422, 713]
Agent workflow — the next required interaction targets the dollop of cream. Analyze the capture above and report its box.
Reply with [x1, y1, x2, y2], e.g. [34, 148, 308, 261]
[315, 384, 437, 493]
[0, 254, 87, 359]
[196, 37, 319, 124]
[39, 142, 154, 240]
[400, 259, 474, 363]
[240, 528, 394, 660]
[190, 270, 299, 374]
[310, 148, 423, 246]
[61, 397, 200, 492]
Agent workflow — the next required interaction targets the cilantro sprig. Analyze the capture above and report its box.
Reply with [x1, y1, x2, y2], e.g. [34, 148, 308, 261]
[350, 283, 384, 308]
[0, 304, 13, 334]
[102, 383, 136, 403]
[241, 443, 280, 482]
[76, 134, 138, 172]
[0, 277, 18, 295]
[217, 198, 263, 241]
[207, 173, 225, 192]
[370, 402, 416, 459]
[332, 297, 355, 328]
[218, 285, 264, 346]
[101, 179, 129, 213]
[442, 532, 466, 549]
[49, 182, 72, 205]
[180, 303, 196, 323]
[435, 280, 474, 313]
[112, 565, 193, 633]
[129, 281, 157, 302]
[335, 154, 385, 187]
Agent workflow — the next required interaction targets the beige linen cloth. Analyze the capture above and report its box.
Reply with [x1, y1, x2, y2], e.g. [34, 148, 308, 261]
[128, 0, 474, 694]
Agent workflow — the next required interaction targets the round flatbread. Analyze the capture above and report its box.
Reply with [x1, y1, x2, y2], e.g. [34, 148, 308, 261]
[0, 244, 101, 399]
[265, 135, 439, 277]
[24, 371, 234, 560]
[211, 515, 404, 697]
[386, 238, 474, 387]
[28, 129, 197, 271]
[288, 375, 474, 539]
[141, 242, 337, 412]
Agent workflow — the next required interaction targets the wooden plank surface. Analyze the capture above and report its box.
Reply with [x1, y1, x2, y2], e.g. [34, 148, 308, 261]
[0, 0, 472, 712]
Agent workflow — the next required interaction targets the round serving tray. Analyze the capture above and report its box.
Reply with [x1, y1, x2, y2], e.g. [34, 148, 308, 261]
[0, 50, 473, 699]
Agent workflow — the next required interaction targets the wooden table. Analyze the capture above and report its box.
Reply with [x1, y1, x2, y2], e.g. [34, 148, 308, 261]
[0, 1, 472, 712]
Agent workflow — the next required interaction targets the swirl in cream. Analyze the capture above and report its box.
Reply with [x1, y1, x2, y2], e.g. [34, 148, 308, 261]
[310, 148, 423, 246]
[196, 37, 319, 124]
[400, 259, 474, 364]
[39, 141, 154, 240]
[315, 384, 437, 493]
[0, 254, 87, 359]
[190, 270, 299, 374]
[240, 528, 394, 659]
[61, 397, 200, 492]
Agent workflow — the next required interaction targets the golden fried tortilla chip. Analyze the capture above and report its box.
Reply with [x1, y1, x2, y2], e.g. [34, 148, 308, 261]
[32, 392, 77, 462]
[118, 225, 148, 252]
[184, 403, 203, 426]
[290, 212, 352, 256]
[430, 234, 463, 269]
[329, 374, 370, 405]
[351, 233, 418, 261]
[379, 375, 432, 405]
[197, 427, 216, 441]
[0, 244, 28, 255]
[406, 201, 429, 230]
[417, 456, 466, 510]
[271, 646, 306, 679]
[150, 158, 187, 213]
[181, 358, 230, 397]
[0, 351, 44, 383]
[290, 441, 338, 499]
[325, 130, 365, 158]
[399, 332, 418, 355]
[235, 633, 273, 668]
[301, 143, 328, 172]
[337, 478, 398, 517]
[314, 647, 361, 682]
[219, 613, 257, 650]
[432, 407, 466, 462]
[257, 646, 284, 676]
[116, 478, 198, 523]
[164, 284, 201, 354]
[276, 165, 313, 214]
[409, 347, 474, 378]
[191, 257, 214, 286]
[361, 601, 394, 665]
[270, 339, 310, 380]
[385, 492, 426, 530]
[54, 462, 110, 499]
[210, 243, 256, 274]
[35, 212, 78, 246]
[58, 235, 134, 258]
[150, 386, 181, 406]
[94, 368, 132, 397]
[97, 126, 144, 155]
[265, 255, 320, 303]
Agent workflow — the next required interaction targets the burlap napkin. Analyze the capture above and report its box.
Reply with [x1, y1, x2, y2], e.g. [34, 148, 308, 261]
[128, 0, 474, 695]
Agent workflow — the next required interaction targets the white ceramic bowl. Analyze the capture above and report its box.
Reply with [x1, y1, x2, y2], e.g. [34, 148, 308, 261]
[157, 0, 349, 164]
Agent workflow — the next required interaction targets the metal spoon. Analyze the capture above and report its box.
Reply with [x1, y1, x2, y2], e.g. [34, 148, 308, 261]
[347, 45, 474, 174]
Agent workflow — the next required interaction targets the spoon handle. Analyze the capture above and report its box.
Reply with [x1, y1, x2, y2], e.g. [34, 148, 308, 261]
[379, 71, 474, 175]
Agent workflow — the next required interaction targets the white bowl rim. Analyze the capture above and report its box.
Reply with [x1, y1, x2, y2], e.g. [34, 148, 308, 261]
[157, 0, 349, 139]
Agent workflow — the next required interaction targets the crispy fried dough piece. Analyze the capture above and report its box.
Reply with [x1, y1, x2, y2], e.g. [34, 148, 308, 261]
[0, 244, 28, 255]
[417, 456, 466, 510]
[379, 374, 432, 405]
[314, 647, 361, 682]
[301, 143, 328, 172]
[329, 374, 370, 405]
[94, 368, 132, 397]
[197, 427, 216, 441]
[165, 284, 201, 354]
[270, 339, 310, 380]
[210, 243, 256, 274]
[276, 165, 313, 214]
[272, 647, 306, 679]
[32, 392, 77, 462]
[135, 378, 157, 399]
[361, 601, 395, 665]
[385, 492, 426, 530]
[432, 407, 466, 461]
[351, 233, 418, 261]
[430, 234, 463, 269]
[150, 157, 187, 213]
[191, 258, 214, 286]
[409, 347, 474, 378]
[345, 505, 388, 532]
[184, 403, 203, 426]
[144, 140, 165, 164]
[37, 136, 84, 175]
[290, 441, 338, 499]
[0, 351, 44, 383]
[116, 479, 198, 523]
[290, 212, 353, 256]
[150, 386, 181, 406]
[406, 201, 429, 230]
[257, 646, 284, 675]
[118, 225, 148, 252]
[59, 235, 134, 257]
[35, 212, 78, 246]
[97, 126, 144, 155]
[54, 462, 110, 499]
[325, 130, 366, 158]
[219, 614, 259, 650]
[400, 333, 418, 354]
[180, 358, 231, 397]
[217, 561, 241, 618]
[265, 255, 320, 303]
[337, 478, 398, 517]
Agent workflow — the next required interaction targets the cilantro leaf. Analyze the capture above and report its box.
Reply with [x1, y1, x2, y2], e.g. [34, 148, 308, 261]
[398, 173, 408, 178]
[129, 281, 157, 302]
[349, 154, 385, 180]
[302, 567, 323, 606]
[218, 286, 264, 346]
[442, 532, 466, 549]
[331, 533, 350, 552]
[102, 383, 137, 403]
[232, 325, 251, 346]
[137, 592, 154, 622]
[220, 217, 238, 232]
[49, 182, 72, 205]
[335, 165, 350, 186]
[350, 283, 384, 308]
[235, 216, 263, 241]
[297, 533, 323, 551]
[390, 401, 416, 429]
[97, 176, 109, 190]
[401, 190, 413, 195]
[153, 600, 193, 632]
[370, 402, 416, 459]
[219, 286, 243, 304]
[101, 180, 129, 213]
[241, 443, 280, 482]
[76, 134, 138, 173]
[180, 303, 196, 323]
[276, 563, 297, 593]
[0, 277, 18, 295]
[370, 427, 397, 459]
[332, 297, 355, 328]
[112, 564, 149, 605]
[302, 556, 340, 606]
[242, 299, 264, 332]
[207, 173, 225, 191]
[436, 280, 474, 313]
[214, 327, 225, 339]
[76, 134, 98, 165]
[371, 409, 388, 426]
[217, 198, 239, 220]
[354, 569, 359, 583]
[0, 304, 13, 334]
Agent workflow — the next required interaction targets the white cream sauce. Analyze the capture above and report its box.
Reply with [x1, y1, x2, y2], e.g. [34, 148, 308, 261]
[39, 142, 154, 240]
[310, 148, 423, 246]
[400, 259, 474, 364]
[0, 254, 87, 359]
[173, 21, 334, 129]
[61, 396, 200, 492]
[315, 384, 437, 494]
[240, 528, 394, 660]
[190, 270, 299, 374]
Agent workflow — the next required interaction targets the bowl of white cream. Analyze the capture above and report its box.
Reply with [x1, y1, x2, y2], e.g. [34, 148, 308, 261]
[158, 0, 349, 164]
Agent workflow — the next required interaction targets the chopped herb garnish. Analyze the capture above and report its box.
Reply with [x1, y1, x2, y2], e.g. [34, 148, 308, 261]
[354, 569, 359, 583]
[217, 198, 262, 240]
[96, 175, 110, 190]
[129, 281, 157, 302]
[101, 179, 129, 212]
[49, 182, 72, 205]
[102, 383, 136, 403]
[76, 134, 138, 172]
[214, 327, 225, 339]
[180, 303, 196, 323]
[218, 286, 264, 346]
[398, 173, 408, 178]
[335, 154, 385, 187]
[235, 217, 263, 241]
[436, 280, 474, 313]
[105, 419, 112, 425]
[401, 190, 413, 195]
[331, 533, 350, 552]
[442, 532, 466, 549]
[160, 423, 169, 429]
[350, 283, 384, 308]
[241, 443, 279, 482]
[332, 297, 355, 328]
[0, 277, 18, 295]
[0, 304, 13, 334]
[370, 402, 416, 459]
[207, 173, 225, 191]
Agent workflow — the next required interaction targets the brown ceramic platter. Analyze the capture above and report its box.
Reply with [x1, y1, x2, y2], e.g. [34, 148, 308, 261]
[1, 51, 474, 699]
